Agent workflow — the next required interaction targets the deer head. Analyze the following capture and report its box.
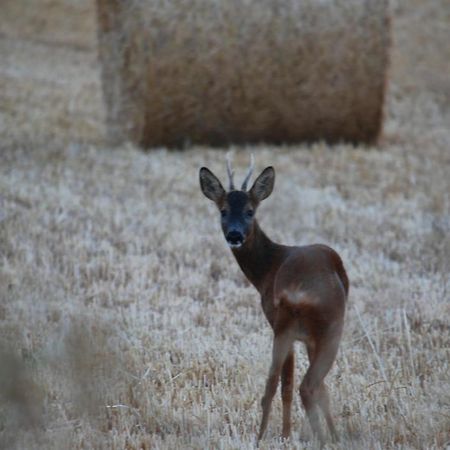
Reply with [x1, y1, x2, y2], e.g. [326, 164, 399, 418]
[199, 155, 275, 248]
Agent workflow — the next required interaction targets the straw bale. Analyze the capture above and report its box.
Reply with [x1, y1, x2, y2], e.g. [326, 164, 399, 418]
[97, 0, 390, 147]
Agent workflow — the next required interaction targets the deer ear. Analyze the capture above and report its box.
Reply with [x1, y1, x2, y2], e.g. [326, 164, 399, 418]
[249, 166, 275, 202]
[199, 167, 226, 203]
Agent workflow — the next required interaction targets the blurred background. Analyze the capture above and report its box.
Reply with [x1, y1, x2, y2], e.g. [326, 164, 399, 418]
[0, 0, 448, 148]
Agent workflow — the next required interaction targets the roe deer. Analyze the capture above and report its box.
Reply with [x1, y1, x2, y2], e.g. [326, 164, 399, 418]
[199, 155, 349, 445]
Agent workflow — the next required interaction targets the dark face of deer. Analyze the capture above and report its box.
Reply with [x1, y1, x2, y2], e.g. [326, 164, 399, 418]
[220, 191, 255, 248]
[199, 165, 275, 249]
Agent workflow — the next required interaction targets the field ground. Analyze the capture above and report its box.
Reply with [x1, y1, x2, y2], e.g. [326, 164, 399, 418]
[0, 0, 449, 449]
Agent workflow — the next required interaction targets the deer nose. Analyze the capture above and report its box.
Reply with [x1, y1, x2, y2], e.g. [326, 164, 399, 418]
[226, 230, 244, 247]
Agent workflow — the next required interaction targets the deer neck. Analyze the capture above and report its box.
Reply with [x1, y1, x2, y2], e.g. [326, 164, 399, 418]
[231, 221, 284, 294]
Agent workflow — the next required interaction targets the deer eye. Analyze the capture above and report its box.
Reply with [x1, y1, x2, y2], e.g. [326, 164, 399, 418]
[220, 209, 227, 218]
[246, 209, 254, 218]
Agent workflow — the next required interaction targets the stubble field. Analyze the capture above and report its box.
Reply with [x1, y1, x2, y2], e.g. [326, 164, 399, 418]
[0, 0, 449, 449]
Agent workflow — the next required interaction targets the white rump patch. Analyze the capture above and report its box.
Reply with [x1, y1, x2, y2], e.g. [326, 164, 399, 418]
[278, 289, 319, 307]
[285, 290, 308, 305]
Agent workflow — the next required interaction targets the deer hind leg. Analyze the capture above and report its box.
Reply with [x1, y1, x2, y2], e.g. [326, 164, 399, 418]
[317, 382, 338, 441]
[257, 332, 293, 443]
[281, 350, 295, 439]
[300, 332, 341, 444]
[306, 342, 338, 441]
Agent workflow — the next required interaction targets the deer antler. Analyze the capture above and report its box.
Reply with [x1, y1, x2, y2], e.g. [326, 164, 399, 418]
[226, 152, 235, 191]
[241, 153, 255, 191]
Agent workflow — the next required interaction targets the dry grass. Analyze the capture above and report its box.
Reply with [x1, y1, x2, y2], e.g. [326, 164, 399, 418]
[97, 0, 389, 147]
[0, 0, 450, 449]
[0, 0, 105, 147]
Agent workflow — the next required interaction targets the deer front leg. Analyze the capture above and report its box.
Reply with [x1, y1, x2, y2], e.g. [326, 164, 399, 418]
[281, 350, 294, 439]
[257, 332, 292, 443]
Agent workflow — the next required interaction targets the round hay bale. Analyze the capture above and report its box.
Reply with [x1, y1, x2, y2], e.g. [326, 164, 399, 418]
[96, 0, 390, 148]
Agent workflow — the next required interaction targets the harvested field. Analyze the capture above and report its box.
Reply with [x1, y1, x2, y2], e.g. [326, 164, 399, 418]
[0, 0, 104, 146]
[0, 1, 449, 449]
